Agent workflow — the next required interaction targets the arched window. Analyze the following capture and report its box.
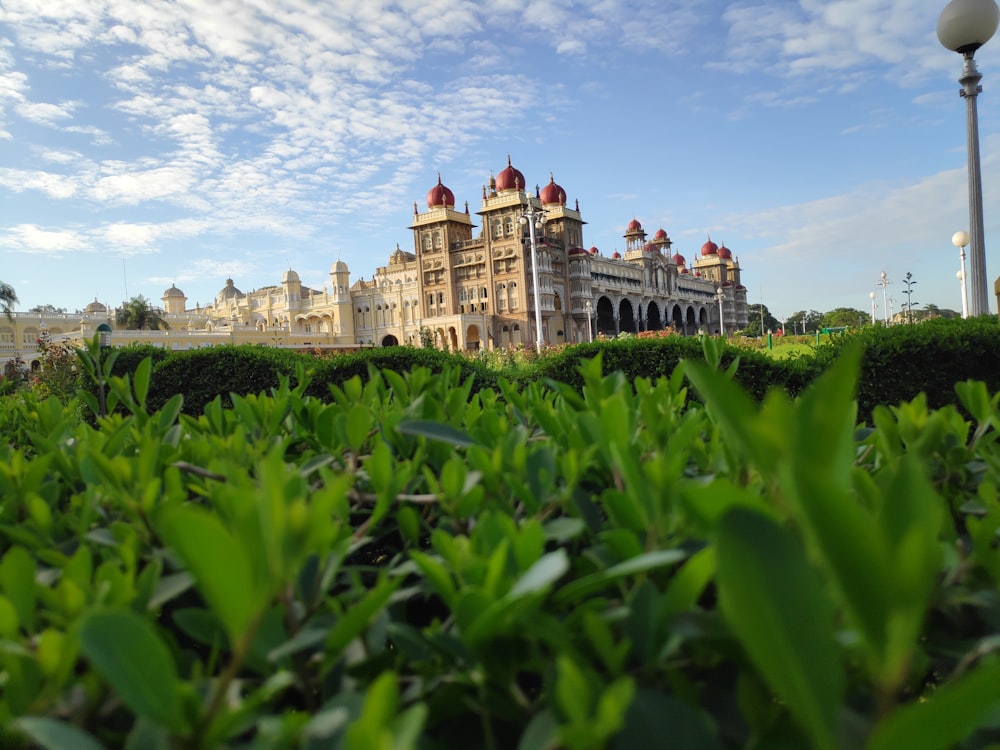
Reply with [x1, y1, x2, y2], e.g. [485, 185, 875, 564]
[422, 234, 432, 251]
[434, 231, 443, 249]
[504, 217, 514, 236]
[509, 282, 519, 310]
[493, 221, 502, 238]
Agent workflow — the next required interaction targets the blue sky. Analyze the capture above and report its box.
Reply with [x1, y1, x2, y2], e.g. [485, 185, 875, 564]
[2, 0, 999, 321]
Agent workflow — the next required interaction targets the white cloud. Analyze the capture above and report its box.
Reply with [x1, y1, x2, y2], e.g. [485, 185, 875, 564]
[0, 168, 78, 198]
[2, 224, 88, 252]
[15, 99, 78, 125]
[92, 166, 198, 204]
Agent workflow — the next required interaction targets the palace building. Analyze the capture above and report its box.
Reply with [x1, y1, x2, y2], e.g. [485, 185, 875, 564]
[1, 156, 748, 366]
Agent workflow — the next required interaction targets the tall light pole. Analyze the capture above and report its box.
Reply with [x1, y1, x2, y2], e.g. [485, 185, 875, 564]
[877, 271, 891, 324]
[953, 230, 970, 317]
[869, 291, 877, 324]
[938, 0, 1000, 316]
[716, 287, 726, 337]
[519, 200, 546, 352]
[902, 272, 917, 323]
[585, 298, 593, 343]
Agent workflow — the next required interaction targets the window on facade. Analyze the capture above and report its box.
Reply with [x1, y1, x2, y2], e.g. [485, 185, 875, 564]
[422, 234, 432, 251]
[505, 217, 514, 236]
[0, 328, 13, 344]
[438, 292, 444, 304]
[509, 282, 519, 310]
[434, 231, 442, 249]
[493, 221, 502, 238]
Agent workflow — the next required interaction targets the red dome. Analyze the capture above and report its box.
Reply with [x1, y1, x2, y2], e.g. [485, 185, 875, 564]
[426, 174, 455, 208]
[701, 237, 719, 256]
[718, 243, 732, 259]
[589, 246, 599, 255]
[671, 253, 686, 266]
[568, 246, 587, 256]
[644, 243, 658, 253]
[612, 251, 622, 259]
[539, 174, 566, 206]
[654, 228, 668, 240]
[682, 268, 690, 275]
[691, 270, 698, 277]
[495, 155, 526, 192]
[627, 218, 643, 232]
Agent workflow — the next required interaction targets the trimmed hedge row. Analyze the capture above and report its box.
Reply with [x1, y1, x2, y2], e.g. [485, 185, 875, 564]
[101, 317, 1000, 419]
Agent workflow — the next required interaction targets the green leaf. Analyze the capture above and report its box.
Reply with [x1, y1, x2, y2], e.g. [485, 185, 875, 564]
[509, 549, 569, 598]
[396, 418, 475, 448]
[79, 610, 185, 732]
[13, 717, 106, 750]
[554, 549, 687, 604]
[716, 508, 843, 750]
[867, 659, 1000, 750]
[155, 506, 261, 644]
[328, 576, 401, 655]
[613, 690, 722, 750]
[1, 546, 36, 632]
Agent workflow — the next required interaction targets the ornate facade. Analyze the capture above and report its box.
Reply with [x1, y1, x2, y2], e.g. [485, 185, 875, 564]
[1, 157, 748, 366]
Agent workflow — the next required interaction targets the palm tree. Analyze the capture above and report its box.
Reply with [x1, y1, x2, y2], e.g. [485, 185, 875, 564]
[115, 295, 170, 330]
[0, 281, 17, 320]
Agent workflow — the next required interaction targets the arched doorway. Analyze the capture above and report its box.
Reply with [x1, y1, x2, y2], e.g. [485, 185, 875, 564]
[646, 301, 662, 330]
[596, 296, 616, 337]
[686, 307, 697, 335]
[672, 304, 684, 333]
[381, 334, 399, 347]
[466, 324, 481, 351]
[618, 299, 637, 333]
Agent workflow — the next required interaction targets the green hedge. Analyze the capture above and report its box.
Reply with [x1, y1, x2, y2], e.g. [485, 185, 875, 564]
[814, 316, 1000, 419]
[144, 345, 501, 414]
[4, 348, 1000, 748]
[71, 317, 1000, 420]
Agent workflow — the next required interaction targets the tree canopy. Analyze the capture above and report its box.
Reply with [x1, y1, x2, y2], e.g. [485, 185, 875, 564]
[739, 303, 781, 337]
[28, 303, 67, 315]
[1, 281, 17, 320]
[820, 308, 868, 328]
[115, 295, 170, 331]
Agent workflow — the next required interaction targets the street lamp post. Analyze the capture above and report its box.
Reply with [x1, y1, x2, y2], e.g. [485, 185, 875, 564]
[938, 0, 1000, 316]
[519, 200, 547, 352]
[953, 230, 971, 317]
[903, 272, 917, 323]
[877, 271, 891, 324]
[585, 299, 593, 343]
[716, 288, 726, 337]
[869, 291, 877, 324]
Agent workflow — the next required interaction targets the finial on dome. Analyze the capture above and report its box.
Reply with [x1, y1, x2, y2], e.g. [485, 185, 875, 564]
[465, 200, 469, 214]
[506, 154, 512, 167]
[575, 198, 579, 211]
[535, 184, 540, 198]
[413, 201, 418, 215]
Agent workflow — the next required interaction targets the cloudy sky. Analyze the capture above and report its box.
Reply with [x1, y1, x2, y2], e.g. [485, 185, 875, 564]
[2, 0, 998, 320]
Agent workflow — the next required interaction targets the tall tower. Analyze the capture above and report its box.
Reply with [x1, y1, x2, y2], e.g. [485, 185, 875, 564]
[411, 174, 476, 336]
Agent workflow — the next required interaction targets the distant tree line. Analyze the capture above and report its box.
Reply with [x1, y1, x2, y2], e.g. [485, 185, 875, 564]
[739, 303, 961, 337]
